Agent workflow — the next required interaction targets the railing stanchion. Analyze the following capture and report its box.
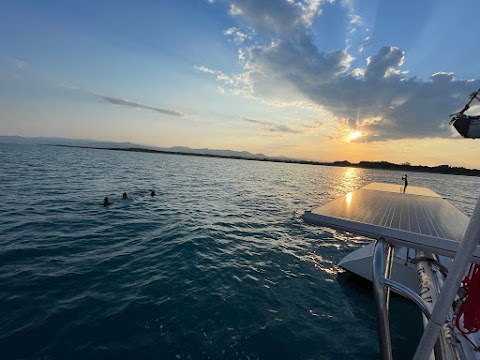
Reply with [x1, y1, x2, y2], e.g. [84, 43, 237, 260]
[413, 193, 480, 360]
[373, 238, 393, 360]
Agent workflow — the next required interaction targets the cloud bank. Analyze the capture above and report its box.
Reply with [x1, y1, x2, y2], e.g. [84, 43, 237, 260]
[200, 0, 480, 141]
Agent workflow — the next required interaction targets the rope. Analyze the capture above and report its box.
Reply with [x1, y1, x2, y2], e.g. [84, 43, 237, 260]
[455, 263, 480, 351]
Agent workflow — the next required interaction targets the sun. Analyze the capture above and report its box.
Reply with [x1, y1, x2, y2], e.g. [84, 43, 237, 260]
[349, 130, 362, 141]
[345, 130, 363, 142]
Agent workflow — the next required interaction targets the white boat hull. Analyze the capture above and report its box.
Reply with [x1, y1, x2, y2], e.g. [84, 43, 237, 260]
[339, 244, 425, 294]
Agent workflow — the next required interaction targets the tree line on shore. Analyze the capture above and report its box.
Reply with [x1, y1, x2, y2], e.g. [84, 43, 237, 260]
[57, 145, 480, 177]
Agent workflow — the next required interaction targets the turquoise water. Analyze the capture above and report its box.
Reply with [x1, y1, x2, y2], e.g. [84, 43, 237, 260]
[1, 143, 478, 359]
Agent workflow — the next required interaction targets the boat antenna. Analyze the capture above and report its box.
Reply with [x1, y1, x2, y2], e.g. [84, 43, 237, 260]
[449, 87, 480, 124]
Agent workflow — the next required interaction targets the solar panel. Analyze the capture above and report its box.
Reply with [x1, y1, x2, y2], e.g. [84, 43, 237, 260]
[303, 183, 480, 262]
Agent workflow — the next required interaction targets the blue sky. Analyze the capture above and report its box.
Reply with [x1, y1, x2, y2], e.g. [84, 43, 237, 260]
[1, 0, 480, 167]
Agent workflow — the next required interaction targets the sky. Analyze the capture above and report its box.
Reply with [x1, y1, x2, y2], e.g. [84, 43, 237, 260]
[1, 0, 480, 168]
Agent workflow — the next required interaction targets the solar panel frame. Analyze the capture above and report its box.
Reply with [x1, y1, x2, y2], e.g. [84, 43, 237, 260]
[303, 183, 480, 262]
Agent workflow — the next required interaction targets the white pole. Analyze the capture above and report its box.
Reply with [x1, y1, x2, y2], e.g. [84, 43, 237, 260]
[413, 193, 480, 360]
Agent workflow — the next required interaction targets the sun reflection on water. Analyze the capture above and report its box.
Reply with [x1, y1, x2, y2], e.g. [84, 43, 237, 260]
[304, 252, 344, 275]
[345, 192, 352, 206]
[339, 167, 362, 194]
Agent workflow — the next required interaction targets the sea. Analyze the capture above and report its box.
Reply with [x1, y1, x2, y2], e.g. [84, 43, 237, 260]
[1, 143, 479, 360]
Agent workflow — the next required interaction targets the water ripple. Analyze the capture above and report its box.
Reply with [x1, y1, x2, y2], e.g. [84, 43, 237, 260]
[0, 143, 477, 359]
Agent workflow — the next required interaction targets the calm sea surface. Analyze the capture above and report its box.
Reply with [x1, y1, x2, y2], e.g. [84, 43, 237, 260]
[1, 143, 479, 360]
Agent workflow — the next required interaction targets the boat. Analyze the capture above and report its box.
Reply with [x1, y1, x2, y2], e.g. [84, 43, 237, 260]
[451, 115, 480, 139]
[450, 87, 480, 139]
[338, 243, 420, 292]
[303, 181, 480, 359]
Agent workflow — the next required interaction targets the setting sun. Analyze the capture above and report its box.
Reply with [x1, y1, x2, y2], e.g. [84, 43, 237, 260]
[346, 130, 363, 142]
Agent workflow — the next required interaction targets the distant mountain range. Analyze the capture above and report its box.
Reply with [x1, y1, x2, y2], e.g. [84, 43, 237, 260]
[0, 135, 276, 160]
[2, 135, 479, 176]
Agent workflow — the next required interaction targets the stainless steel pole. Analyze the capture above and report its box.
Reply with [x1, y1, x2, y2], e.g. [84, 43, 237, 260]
[373, 238, 393, 360]
[413, 194, 480, 360]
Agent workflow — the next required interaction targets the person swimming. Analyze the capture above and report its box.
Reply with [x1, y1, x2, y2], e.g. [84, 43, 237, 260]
[122, 192, 128, 199]
[103, 197, 112, 207]
[151, 191, 156, 197]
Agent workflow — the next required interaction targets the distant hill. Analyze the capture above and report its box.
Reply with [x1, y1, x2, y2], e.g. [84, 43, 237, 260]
[3, 135, 478, 176]
[166, 146, 268, 159]
[0, 135, 270, 160]
[0, 136, 141, 149]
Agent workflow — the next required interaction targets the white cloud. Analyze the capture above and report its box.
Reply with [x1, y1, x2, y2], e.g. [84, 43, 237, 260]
[298, 0, 324, 27]
[365, 46, 405, 81]
[201, 0, 480, 141]
[14, 59, 27, 69]
[349, 14, 361, 26]
[224, 27, 251, 43]
[342, 0, 369, 51]
[224, 0, 316, 35]
[351, 67, 365, 77]
[358, 36, 372, 53]
[229, 4, 243, 16]
[195, 65, 250, 92]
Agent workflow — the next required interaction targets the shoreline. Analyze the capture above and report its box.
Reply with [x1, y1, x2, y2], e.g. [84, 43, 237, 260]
[53, 144, 480, 177]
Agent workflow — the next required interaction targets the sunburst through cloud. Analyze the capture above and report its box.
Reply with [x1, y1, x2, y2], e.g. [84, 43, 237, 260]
[2, 0, 480, 168]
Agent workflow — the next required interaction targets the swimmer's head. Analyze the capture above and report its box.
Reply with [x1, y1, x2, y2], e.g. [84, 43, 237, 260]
[103, 197, 110, 206]
[122, 192, 128, 199]
[151, 191, 156, 197]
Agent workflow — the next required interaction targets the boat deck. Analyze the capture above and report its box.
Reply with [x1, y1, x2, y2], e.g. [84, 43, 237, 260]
[303, 182, 480, 262]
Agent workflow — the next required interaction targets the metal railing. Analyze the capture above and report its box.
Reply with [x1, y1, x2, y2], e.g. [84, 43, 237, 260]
[372, 238, 434, 359]
[372, 199, 480, 360]
[413, 193, 480, 359]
